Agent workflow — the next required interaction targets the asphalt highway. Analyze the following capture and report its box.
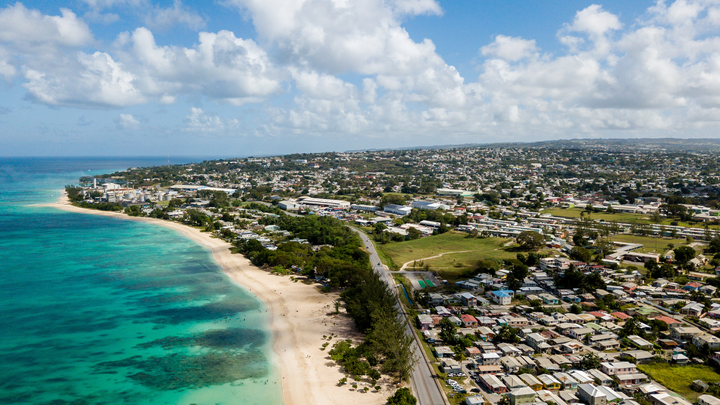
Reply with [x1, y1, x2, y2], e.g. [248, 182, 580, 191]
[350, 227, 447, 405]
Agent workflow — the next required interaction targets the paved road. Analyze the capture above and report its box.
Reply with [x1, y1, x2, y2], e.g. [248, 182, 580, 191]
[350, 228, 447, 405]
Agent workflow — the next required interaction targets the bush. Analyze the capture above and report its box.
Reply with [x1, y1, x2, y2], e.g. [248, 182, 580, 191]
[387, 388, 417, 405]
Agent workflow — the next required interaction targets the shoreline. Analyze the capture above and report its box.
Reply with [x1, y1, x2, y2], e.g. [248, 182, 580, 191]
[44, 194, 390, 405]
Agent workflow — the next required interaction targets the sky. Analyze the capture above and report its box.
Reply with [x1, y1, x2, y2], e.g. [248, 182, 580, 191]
[1, 0, 720, 157]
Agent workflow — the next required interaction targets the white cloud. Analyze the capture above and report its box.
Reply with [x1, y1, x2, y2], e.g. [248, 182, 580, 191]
[4, 0, 720, 143]
[81, 0, 147, 11]
[0, 46, 16, 80]
[117, 113, 140, 129]
[291, 70, 356, 100]
[389, 0, 442, 16]
[183, 107, 239, 132]
[145, 0, 206, 31]
[228, 0, 446, 76]
[362, 78, 377, 103]
[0, 5, 144, 107]
[22, 51, 145, 107]
[160, 94, 176, 104]
[568, 4, 622, 36]
[264, 0, 720, 141]
[118, 27, 281, 104]
[0, 3, 93, 47]
[481, 35, 538, 62]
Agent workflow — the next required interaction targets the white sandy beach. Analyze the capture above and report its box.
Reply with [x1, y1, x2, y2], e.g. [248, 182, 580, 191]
[47, 194, 390, 405]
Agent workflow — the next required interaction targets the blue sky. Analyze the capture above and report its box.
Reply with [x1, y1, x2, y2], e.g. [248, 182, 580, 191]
[1, 0, 719, 157]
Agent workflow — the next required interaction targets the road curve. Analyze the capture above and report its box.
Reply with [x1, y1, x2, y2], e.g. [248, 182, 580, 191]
[350, 227, 447, 405]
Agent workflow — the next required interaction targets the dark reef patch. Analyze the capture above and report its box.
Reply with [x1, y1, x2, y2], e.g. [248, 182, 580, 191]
[137, 298, 259, 325]
[135, 328, 265, 350]
[96, 351, 268, 390]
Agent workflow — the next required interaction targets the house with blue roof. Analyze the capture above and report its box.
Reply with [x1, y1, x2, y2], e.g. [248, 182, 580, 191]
[490, 290, 513, 305]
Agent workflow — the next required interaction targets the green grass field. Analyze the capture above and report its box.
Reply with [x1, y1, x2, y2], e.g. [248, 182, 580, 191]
[379, 232, 512, 266]
[609, 234, 691, 253]
[638, 363, 720, 401]
[378, 232, 525, 281]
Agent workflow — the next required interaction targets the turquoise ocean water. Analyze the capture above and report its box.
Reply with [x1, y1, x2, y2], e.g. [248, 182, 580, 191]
[0, 158, 283, 405]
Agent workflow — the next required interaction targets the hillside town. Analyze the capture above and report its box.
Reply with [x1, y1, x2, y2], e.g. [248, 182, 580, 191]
[66, 140, 720, 405]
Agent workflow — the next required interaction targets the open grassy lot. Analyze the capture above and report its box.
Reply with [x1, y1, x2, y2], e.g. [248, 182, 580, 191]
[638, 363, 720, 401]
[609, 234, 691, 253]
[378, 232, 543, 281]
[379, 232, 512, 267]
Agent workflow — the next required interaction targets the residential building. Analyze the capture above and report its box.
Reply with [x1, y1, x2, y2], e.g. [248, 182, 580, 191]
[587, 369, 613, 386]
[461, 314, 479, 328]
[540, 293, 560, 305]
[509, 387, 537, 405]
[577, 384, 607, 405]
[537, 390, 569, 405]
[460, 292, 478, 307]
[681, 302, 704, 317]
[595, 339, 621, 351]
[568, 370, 594, 385]
[481, 374, 508, 393]
[698, 395, 720, 405]
[693, 334, 720, 350]
[465, 347, 481, 359]
[594, 385, 628, 403]
[536, 357, 560, 372]
[417, 314, 433, 330]
[441, 359, 462, 373]
[490, 290, 512, 305]
[616, 373, 649, 386]
[626, 335, 654, 350]
[671, 326, 702, 341]
[600, 362, 638, 376]
[520, 373, 544, 391]
[481, 352, 502, 365]
[476, 365, 504, 375]
[538, 374, 562, 390]
[502, 375, 528, 390]
[649, 392, 692, 405]
[620, 350, 655, 364]
[433, 346, 454, 358]
[569, 327, 595, 340]
[502, 356, 522, 374]
[554, 372, 579, 390]
[526, 333, 551, 352]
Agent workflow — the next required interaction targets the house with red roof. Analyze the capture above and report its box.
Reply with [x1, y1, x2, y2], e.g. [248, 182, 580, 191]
[653, 315, 682, 326]
[589, 311, 616, 322]
[461, 314, 478, 328]
[612, 312, 632, 321]
[683, 282, 703, 292]
[465, 347, 481, 358]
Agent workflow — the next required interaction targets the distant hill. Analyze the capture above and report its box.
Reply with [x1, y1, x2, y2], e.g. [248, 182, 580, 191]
[346, 138, 720, 153]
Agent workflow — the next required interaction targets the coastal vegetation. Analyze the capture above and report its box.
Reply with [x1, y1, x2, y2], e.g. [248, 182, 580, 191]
[236, 215, 416, 381]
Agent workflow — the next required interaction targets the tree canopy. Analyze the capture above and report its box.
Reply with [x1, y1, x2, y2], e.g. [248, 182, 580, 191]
[674, 246, 696, 267]
[516, 231, 545, 251]
[387, 388, 417, 405]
